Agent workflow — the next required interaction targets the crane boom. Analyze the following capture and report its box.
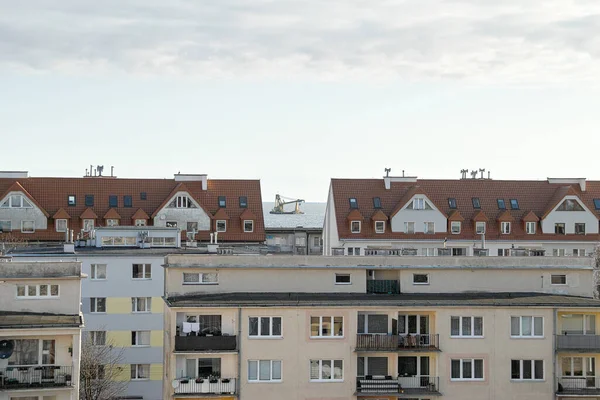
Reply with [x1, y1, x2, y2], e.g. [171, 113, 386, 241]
[270, 194, 305, 214]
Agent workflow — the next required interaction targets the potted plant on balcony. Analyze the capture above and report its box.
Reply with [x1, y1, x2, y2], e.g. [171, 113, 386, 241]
[222, 378, 230, 383]
[180, 378, 189, 384]
[195, 377, 204, 384]
[209, 374, 219, 383]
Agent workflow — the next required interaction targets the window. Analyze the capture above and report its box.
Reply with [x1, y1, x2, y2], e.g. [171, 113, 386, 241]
[55, 219, 67, 232]
[526, 221, 536, 234]
[7, 339, 43, 365]
[451, 316, 483, 337]
[413, 198, 425, 210]
[249, 316, 282, 337]
[553, 248, 566, 257]
[131, 331, 151, 346]
[186, 222, 198, 233]
[357, 314, 388, 334]
[313, 236, 321, 247]
[511, 360, 544, 380]
[0, 220, 11, 232]
[347, 247, 360, 256]
[472, 198, 481, 209]
[90, 331, 106, 346]
[124, 195, 132, 208]
[21, 221, 35, 233]
[497, 199, 506, 209]
[90, 297, 106, 313]
[192, 358, 221, 378]
[422, 248, 436, 256]
[575, 223, 586, 235]
[557, 199, 584, 211]
[450, 221, 461, 234]
[216, 220, 226, 232]
[68, 195, 76, 206]
[239, 196, 248, 208]
[424, 222, 434, 234]
[335, 274, 351, 284]
[248, 360, 282, 382]
[501, 221, 511, 234]
[573, 249, 586, 257]
[551, 274, 567, 285]
[555, 223, 565, 234]
[475, 222, 486, 234]
[351, 221, 361, 233]
[373, 197, 382, 209]
[135, 219, 146, 226]
[218, 196, 226, 208]
[413, 274, 429, 285]
[451, 358, 484, 380]
[310, 360, 343, 381]
[109, 195, 118, 208]
[183, 272, 218, 284]
[311, 316, 343, 338]
[106, 219, 119, 227]
[349, 198, 358, 209]
[510, 199, 519, 209]
[448, 198, 457, 209]
[132, 297, 151, 313]
[85, 195, 94, 207]
[405, 222, 415, 234]
[595, 199, 600, 210]
[83, 219, 94, 231]
[90, 264, 107, 280]
[132, 264, 151, 279]
[374, 221, 385, 233]
[168, 195, 196, 209]
[244, 220, 254, 233]
[140, 192, 147, 200]
[166, 221, 177, 228]
[0, 194, 33, 208]
[511, 316, 543, 337]
[16, 284, 59, 298]
[131, 364, 150, 380]
[562, 356, 596, 378]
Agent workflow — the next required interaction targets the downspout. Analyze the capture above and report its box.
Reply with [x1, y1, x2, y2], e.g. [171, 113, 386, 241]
[237, 307, 242, 399]
[553, 308, 557, 395]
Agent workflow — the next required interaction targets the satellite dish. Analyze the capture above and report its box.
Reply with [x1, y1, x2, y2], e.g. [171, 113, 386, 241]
[171, 379, 180, 389]
[0, 340, 15, 359]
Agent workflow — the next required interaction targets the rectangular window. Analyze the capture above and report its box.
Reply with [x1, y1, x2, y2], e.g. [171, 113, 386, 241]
[124, 195, 133, 208]
[594, 199, 600, 210]
[475, 222, 486, 234]
[405, 222, 415, 234]
[448, 198, 457, 209]
[85, 195, 94, 207]
[0, 220, 11, 232]
[16, 284, 59, 298]
[239, 196, 248, 208]
[573, 249, 586, 257]
[310, 359, 343, 381]
[248, 360, 282, 382]
[55, 219, 67, 232]
[132, 264, 151, 279]
[510, 199, 519, 209]
[413, 198, 425, 210]
[135, 219, 146, 226]
[21, 220, 35, 233]
[109, 195, 118, 208]
[424, 222, 434, 234]
[244, 220, 254, 233]
[83, 219, 94, 231]
[451, 221, 461, 234]
[311, 316, 343, 338]
[218, 196, 226, 208]
[131, 297, 151, 313]
[497, 199, 506, 209]
[357, 314, 388, 334]
[575, 223, 586, 235]
[472, 198, 481, 209]
[526, 221, 536, 234]
[131, 331, 151, 346]
[183, 272, 218, 284]
[216, 220, 226, 232]
[451, 358, 484, 380]
[511, 316, 543, 337]
[249, 316, 282, 337]
[374, 221, 385, 233]
[451, 316, 483, 337]
[90, 297, 106, 313]
[106, 219, 119, 227]
[551, 274, 567, 285]
[68, 195, 76, 206]
[130, 364, 150, 380]
[511, 359, 543, 380]
[349, 198, 358, 209]
[140, 192, 147, 200]
[7, 339, 40, 365]
[501, 221, 511, 234]
[553, 248, 566, 257]
[335, 274, 351, 284]
[555, 223, 566, 234]
[90, 264, 107, 280]
[90, 331, 106, 346]
[413, 274, 429, 285]
[373, 197, 382, 209]
[351, 221, 361, 233]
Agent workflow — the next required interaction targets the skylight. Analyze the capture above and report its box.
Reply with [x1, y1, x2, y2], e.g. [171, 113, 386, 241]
[349, 198, 358, 209]
[510, 199, 519, 209]
[497, 199, 505, 209]
[448, 198, 457, 209]
[373, 197, 382, 209]
[472, 198, 481, 209]
[594, 199, 600, 210]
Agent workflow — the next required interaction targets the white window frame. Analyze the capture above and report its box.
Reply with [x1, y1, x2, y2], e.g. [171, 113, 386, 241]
[413, 273, 429, 285]
[90, 264, 107, 280]
[511, 316, 544, 338]
[249, 316, 282, 338]
[55, 218, 67, 232]
[424, 222, 434, 234]
[310, 316, 344, 338]
[135, 219, 147, 226]
[562, 356, 596, 378]
[130, 364, 150, 380]
[131, 297, 152, 313]
[475, 221, 486, 234]
[132, 264, 152, 280]
[216, 220, 227, 232]
[0, 194, 33, 208]
[451, 358, 484, 381]
[451, 316, 484, 338]
[242, 219, 254, 233]
[551, 274, 567, 285]
[21, 220, 35, 233]
[573, 249, 586, 257]
[575, 223, 586, 235]
[413, 198, 425, 210]
[511, 359, 544, 381]
[182, 272, 219, 285]
[405, 222, 415, 234]
[90, 330, 106, 346]
[90, 297, 106, 313]
[106, 219, 119, 227]
[501, 221, 511, 234]
[350, 221, 361, 233]
[247, 360, 282, 382]
[132, 331, 151, 347]
[309, 359, 344, 382]
[450, 221, 461, 234]
[374, 221, 385, 234]
[335, 273, 351, 285]
[525, 221, 536, 234]
[83, 219, 95, 232]
[16, 284, 59, 299]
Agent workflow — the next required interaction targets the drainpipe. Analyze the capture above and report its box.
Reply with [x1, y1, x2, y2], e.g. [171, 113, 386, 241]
[237, 307, 242, 399]
[553, 308, 557, 394]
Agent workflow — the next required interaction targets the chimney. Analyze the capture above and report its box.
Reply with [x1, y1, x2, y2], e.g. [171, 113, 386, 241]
[174, 173, 208, 190]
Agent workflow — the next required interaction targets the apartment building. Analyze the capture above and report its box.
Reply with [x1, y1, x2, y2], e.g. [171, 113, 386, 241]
[0, 170, 265, 399]
[323, 174, 600, 257]
[0, 259, 83, 400]
[162, 255, 600, 400]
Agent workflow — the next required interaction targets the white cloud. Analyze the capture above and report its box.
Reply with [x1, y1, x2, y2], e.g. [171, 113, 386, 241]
[1, 0, 599, 82]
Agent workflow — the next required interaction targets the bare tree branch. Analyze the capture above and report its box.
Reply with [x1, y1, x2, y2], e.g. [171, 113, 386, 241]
[80, 331, 128, 400]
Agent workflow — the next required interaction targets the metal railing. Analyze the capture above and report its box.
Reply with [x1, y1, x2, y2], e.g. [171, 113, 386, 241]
[174, 377, 236, 395]
[356, 334, 440, 351]
[175, 335, 237, 352]
[356, 376, 439, 394]
[367, 280, 400, 294]
[557, 377, 600, 394]
[0, 366, 73, 389]
[556, 334, 600, 352]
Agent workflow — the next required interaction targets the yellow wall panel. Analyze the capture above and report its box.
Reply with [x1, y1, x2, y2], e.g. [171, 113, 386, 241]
[151, 297, 164, 314]
[107, 297, 131, 314]
[113, 364, 131, 382]
[150, 330, 163, 347]
[107, 331, 131, 347]
[150, 363, 163, 381]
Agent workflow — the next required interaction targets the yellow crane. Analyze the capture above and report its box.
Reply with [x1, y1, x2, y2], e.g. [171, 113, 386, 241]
[270, 194, 305, 214]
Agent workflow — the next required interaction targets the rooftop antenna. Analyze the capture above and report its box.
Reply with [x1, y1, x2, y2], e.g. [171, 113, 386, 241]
[460, 169, 468, 179]
[384, 168, 391, 177]
[488, 171, 491, 179]
[479, 168, 485, 179]
[97, 165, 104, 176]
[470, 170, 478, 179]
[402, 170, 405, 177]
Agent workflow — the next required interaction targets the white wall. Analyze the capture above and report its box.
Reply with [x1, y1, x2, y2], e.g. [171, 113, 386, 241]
[323, 184, 340, 255]
[541, 196, 599, 234]
[0, 191, 48, 231]
[153, 191, 211, 231]
[390, 196, 447, 233]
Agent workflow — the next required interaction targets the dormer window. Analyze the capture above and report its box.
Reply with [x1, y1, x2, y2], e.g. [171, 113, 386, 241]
[106, 219, 119, 227]
[448, 198, 457, 209]
[451, 221, 461, 234]
[56, 219, 67, 232]
[244, 220, 254, 232]
[168, 195, 197, 209]
[501, 221, 511, 234]
[472, 198, 481, 209]
[350, 221, 361, 233]
[373, 197, 382, 209]
[375, 221, 385, 233]
[526, 221, 536, 234]
[135, 219, 147, 227]
[216, 220, 226, 232]
[1, 194, 33, 208]
[349, 198, 358, 209]
[475, 222, 486, 234]
[510, 199, 519, 210]
[497, 199, 506, 209]
[557, 199, 584, 211]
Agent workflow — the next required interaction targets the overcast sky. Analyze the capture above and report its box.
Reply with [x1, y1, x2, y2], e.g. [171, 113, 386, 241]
[1, 0, 600, 201]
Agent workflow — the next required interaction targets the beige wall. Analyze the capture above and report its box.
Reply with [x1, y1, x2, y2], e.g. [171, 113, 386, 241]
[0, 277, 82, 314]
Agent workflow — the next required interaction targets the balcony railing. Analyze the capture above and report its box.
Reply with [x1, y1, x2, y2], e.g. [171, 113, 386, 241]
[356, 334, 440, 352]
[175, 335, 237, 352]
[367, 280, 400, 294]
[557, 377, 600, 395]
[0, 366, 73, 390]
[356, 376, 440, 395]
[173, 377, 236, 395]
[556, 334, 600, 352]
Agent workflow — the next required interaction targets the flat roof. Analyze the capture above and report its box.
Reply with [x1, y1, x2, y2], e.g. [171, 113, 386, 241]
[0, 312, 83, 329]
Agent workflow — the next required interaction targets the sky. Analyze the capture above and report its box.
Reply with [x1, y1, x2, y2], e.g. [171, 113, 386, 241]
[1, 0, 600, 202]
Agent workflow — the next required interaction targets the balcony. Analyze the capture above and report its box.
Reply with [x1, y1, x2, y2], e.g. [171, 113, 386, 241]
[173, 377, 236, 395]
[367, 280, 400, 294]
[175, 335, 237, 352]
[356, 376, 440, 396]
[557, 377, 600, 395]
[0, 366, 73, 390]
[556, 334, 600, 352]
[356, 334, 440, 352]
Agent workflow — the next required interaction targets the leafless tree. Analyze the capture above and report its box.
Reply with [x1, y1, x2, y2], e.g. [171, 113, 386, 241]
[79, 331, 128, 400]
[594, 244, 600, 299]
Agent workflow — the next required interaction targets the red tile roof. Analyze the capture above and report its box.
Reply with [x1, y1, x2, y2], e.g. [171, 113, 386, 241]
[213, 208, 230, 220]
[80, 207, 98, 219]
[131, 208, 150, 221]
[346, 209, 364, 221]
[371, 210, 388, 221]
[52, 208, 70, 219]
[239, 208, 256, 221]
[1, 181, 50, 217]
[103, 208, 121, 220]
[447, 210, 464, 222]
[496, 210, 514, 222]
[330, 178, 600, 242]
[0, 176, 265, 242]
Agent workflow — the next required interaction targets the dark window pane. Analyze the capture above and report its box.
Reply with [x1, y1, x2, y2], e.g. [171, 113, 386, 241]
[85, 195, 94, 207]
[510, 199, 519, 209]
[474, 359, 484, 378]
[463, 360, 472, 378]
[249, 317, 258, 336]
[272, 317, 282, 336]
[369, 357, 388, 376]
[349, 198, 358, 209]
[523, 360, 532, 379]
[448, 198, 457, 209]
[594, 199, 600, 210]
[218, 196, 226, 208]
[373, 197, 382, 209]
[109, 195, 118, 207]
[124, 196, 132, 208]
[398, 357, 417, 376]
[472, 198, 481, 209]
[261, 317, 271, 336]
[140, 192, 147, 200]
[534, 360, 544, 379]
[497, 199, 505, 209]
[511, 360, 520, 379]
[451, 360, 460, 379]
[239, 196, 248, 208]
